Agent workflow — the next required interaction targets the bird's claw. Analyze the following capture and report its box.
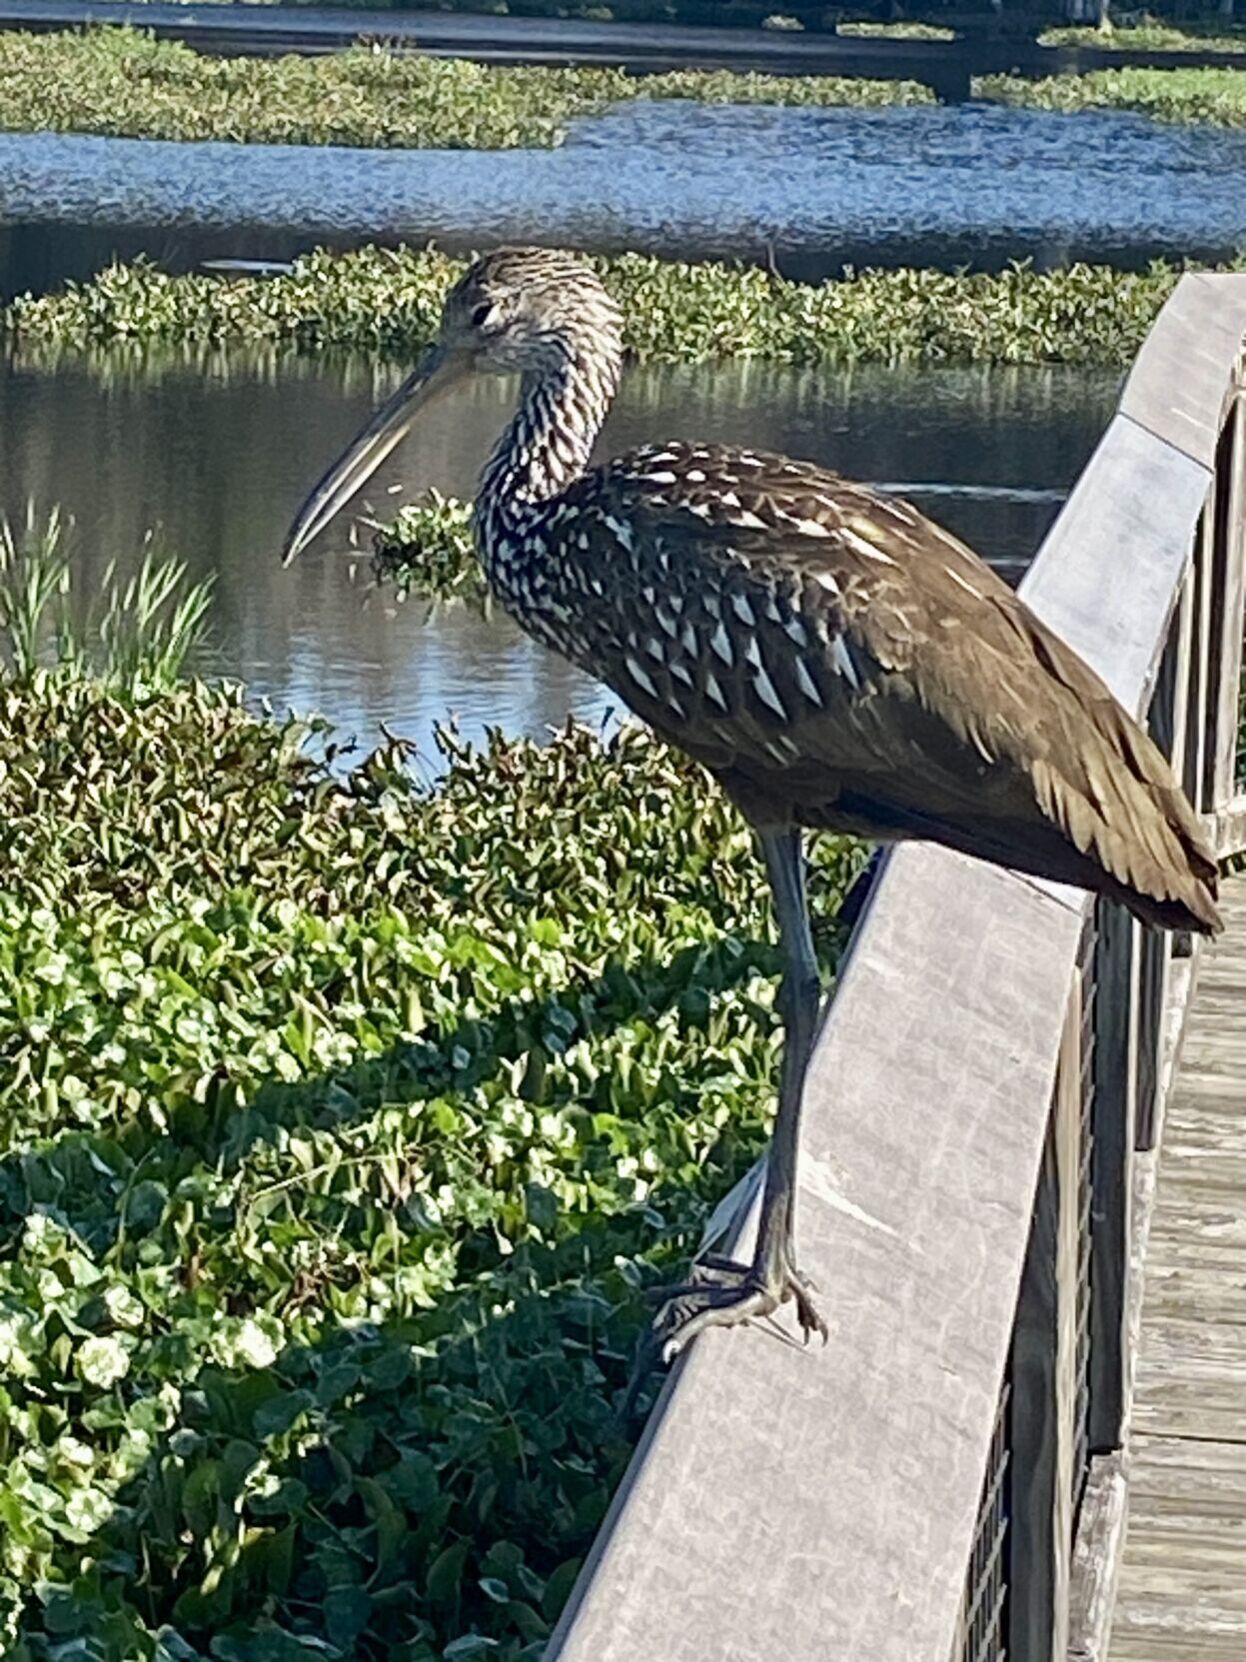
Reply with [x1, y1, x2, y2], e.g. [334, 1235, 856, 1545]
[649, 1254, 828, 1363]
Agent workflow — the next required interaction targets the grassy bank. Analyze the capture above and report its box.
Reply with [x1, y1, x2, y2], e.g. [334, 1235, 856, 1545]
[0, 26, 933, 151]
[4, 245, 1206, 366]
[0, 524, 862, 1660]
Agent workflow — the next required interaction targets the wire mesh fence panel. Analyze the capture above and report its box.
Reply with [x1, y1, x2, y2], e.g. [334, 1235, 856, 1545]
[955, 1380, 1013, 1662]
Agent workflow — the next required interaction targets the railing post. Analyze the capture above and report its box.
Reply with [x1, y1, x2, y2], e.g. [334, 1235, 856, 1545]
[1186, 505, 1214, 813]
[1009, 984, 1082, 1662]
[1134, 580, 1189, 1153]
[1208, 376, 1246, 819]
[1087, 902, 1138, 1453]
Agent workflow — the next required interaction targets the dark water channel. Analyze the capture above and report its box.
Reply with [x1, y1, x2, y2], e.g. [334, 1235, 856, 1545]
[0, 347, 1120, 759]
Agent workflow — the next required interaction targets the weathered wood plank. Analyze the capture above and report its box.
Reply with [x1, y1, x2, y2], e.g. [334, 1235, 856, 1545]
[1019, 420, 1211, 715]
[1111, 1636, 1246, 1662]
[1129, 1433, 1246, 1495]
[1012, 989, 1082, 1662]
[1013, 1132, 1065, 1662]
[1120, 273, 1246, 468]
[1069, 1453, 1128, 1662]
[1108, 875, 1246, 1662]
[1186, 514, 1213, 812]
[548, 846, 1085, 1662]
[1116, 1557, 1246, 1610]
[1135, 1350, 1246, 1402]
[1147, 1211, 1246, 1254]
[1130, 1411, 1246, 1449]
[1214, 791, 1246, 858]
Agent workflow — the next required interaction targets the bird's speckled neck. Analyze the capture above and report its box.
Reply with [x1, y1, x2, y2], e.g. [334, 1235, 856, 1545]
[474, 332, 622, 588]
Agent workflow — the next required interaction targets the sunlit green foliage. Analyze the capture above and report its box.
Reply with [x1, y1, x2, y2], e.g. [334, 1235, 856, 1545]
[6, 245, 1214, 366]
[982, 63, 1246, 125]
[0, 535, 863, 1658]
[837, 20, 955, 38]
[1039, 21, 1246, 53]
[0, 26, 932, 151]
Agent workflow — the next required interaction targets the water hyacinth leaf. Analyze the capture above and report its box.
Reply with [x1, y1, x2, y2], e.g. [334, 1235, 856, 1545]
[426, 1541, 471, 1610]
[541, 1559, 583, 1622]
[252, 1390, 314, 1439]
[357, 1476, 406, 1572]
[153, 1630, 201, 1662]
[367, 1344, 413, 1392]
[0, 547, 862, 1657]
[248, 1524, 297, 1597]
[391, 1451, 440, 1512]
[209, 1631, 329, 1662]
[313, 1361, 361, 1407]
[503, 1603, 549, 1643]
[180, 1462, 223, 1538]
[324, 1587, 372, 1648]
[442, 1639, 499, 1661]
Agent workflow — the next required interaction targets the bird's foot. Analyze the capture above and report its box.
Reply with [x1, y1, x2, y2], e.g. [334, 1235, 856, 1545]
[647, 1251, 828, 1363]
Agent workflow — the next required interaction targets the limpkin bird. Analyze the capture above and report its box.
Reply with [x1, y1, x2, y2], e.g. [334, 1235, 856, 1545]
[283, 247, 1221, 1358]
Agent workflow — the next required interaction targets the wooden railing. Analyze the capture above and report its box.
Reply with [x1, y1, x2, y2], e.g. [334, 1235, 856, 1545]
[543, 273, 1246, 1662]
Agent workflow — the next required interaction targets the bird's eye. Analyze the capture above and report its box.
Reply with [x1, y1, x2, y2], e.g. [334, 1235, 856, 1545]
[471, 303, 493, 330]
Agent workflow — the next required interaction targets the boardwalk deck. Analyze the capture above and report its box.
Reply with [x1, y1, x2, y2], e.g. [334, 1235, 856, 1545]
[1110, 872, 1246, 1662]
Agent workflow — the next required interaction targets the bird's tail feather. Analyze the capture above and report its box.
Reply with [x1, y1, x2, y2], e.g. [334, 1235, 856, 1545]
[1030, 699, 1221, 935]
[828, 707, 1221, 937]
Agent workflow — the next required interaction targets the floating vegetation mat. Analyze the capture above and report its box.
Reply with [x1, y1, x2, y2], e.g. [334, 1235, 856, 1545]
[372, 492, 484, 607]
[0, 26, 933, 151]
[4, 25, 1246, 154]
[6, 245, 1224, 366]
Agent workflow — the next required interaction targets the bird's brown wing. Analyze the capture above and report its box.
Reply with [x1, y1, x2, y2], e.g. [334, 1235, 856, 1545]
[551, 442, 1220, 932]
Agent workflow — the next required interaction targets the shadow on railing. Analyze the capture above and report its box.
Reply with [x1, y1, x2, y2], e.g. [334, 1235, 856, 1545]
[545, 274, 1246, 1662]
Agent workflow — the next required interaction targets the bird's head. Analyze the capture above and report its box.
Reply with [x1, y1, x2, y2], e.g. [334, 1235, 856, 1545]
[443, 246, 623, 376]
[281, 247, 622, 565]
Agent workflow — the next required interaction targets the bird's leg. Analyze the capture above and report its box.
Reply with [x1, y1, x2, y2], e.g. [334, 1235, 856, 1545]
[649, 826, 829, 1361]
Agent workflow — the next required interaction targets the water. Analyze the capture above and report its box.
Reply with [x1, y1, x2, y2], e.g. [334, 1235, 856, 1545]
[2, 99, 1244, 287]
[0, 346, 1120, 759]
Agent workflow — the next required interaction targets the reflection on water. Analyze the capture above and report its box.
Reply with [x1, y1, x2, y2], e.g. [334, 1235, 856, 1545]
[0, 344, 1120, 758]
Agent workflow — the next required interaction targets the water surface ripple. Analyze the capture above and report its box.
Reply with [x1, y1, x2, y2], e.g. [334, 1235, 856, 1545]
[2, 102, 1244, 271]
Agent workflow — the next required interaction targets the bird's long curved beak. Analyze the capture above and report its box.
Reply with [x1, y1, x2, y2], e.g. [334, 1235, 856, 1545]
[281, 342, 471, 566]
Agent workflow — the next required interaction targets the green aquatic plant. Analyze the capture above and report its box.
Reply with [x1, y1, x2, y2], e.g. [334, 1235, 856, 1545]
[0, 507, 71, 679]
[1038, 21, 1246, 54]
[980, 64, 1246, 126]
[0, 508, 213, 689]
[837, 20, 955, 38]
[5, 19, 1246, 160]
[372, 492, 486, 606]
[0, 545, 865, 1658]
[5, 245, 1216, 367]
